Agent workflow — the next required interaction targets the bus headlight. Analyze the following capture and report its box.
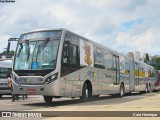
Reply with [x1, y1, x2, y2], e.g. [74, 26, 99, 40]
[45, 73, 58, 84]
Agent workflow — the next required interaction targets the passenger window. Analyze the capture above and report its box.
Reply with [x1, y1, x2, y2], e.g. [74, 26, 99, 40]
[94, 47, 105, 68]
[113, 56, 117, 70]
[125, 59, 130, 74]
[113, 55, 119, 71]
[62, 43, 78, 65]
[70, 45, 78, 65]
[104, 52, 112, 70]
[62, 43, 69, 64]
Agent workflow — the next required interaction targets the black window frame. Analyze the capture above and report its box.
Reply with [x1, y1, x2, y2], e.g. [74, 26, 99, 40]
[61, 32, 80, 77]
[62, 42, 79, 67]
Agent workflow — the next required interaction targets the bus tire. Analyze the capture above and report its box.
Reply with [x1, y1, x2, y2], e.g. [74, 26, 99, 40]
[0, 94, 2, 98]
[119, 84, 124, 97]
[80, 83, 89, 102]
[43, 96, 53, 103]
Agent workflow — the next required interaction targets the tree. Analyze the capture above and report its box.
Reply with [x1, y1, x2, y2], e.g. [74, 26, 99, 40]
[2, 50, 15, 55]
[144, 53, 149, 63]
[146, 53, 149, 61]
[144, 58, 147, 63]
[155, 57, 160, 70]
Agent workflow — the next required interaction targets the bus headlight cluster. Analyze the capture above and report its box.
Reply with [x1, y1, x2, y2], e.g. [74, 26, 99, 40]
[45, 73, 58, 84]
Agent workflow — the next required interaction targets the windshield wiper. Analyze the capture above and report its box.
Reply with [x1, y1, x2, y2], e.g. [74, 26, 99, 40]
[25, 40, 30, 62]
[17, 43, 23, 57]
[35, 38, 50, 61]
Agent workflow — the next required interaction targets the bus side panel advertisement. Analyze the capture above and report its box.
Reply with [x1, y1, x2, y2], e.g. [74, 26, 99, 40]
[80, 39, 94, 67]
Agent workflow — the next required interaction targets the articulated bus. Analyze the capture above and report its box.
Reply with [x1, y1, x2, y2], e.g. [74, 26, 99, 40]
[0, 60, 12, 98]
[12, 28, 155, 103]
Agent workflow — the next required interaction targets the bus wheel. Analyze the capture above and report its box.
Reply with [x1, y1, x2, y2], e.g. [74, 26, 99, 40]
[80, 83, 89, 102]
[0, 94, 2, 98]
[119, 84, 124, 97]
[43, 96, 53, 103]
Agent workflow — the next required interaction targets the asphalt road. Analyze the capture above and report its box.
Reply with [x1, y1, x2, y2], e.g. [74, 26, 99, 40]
[0, 92, 160, 120]
[0, 92, 159, 111]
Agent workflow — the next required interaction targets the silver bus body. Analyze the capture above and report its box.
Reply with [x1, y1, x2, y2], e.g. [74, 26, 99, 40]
[12, 28, 155, 102]
[0, 60, 12, 97]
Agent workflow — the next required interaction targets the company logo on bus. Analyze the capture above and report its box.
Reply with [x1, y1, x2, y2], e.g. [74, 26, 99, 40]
[87, 71, 96, 77]
[25, 78, 31, 83]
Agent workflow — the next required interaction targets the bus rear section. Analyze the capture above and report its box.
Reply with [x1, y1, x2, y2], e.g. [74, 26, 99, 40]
[154, 70, 160, 91]
[0, 60, 12, 98]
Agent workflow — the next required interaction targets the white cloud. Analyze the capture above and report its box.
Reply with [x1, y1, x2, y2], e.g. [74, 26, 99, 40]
[45, 4, 77, 25]
[0, 0, 160, 56]
[115, 27, 160, 55]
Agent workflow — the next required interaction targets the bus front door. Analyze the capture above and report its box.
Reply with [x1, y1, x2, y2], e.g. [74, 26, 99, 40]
[61, 42, 80, 97]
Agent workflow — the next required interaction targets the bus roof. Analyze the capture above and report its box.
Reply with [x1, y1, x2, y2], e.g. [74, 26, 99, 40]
[21, 28, 64, 35]
[22, 28, 123, 56]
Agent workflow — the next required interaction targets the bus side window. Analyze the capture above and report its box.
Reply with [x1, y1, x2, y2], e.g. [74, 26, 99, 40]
[69, 45, 78, 65]
[62, 43, 78, 65]
[104, 53, 112, 70]
[63, 43, 69, 64]
[94, 47, 105, 69]
[113, 56, 117, 70]
[61, 42, 79, 77]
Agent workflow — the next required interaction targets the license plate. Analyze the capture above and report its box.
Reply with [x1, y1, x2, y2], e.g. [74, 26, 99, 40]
[27, 89, 36, 94]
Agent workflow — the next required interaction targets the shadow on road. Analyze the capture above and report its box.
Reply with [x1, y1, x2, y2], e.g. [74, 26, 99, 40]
[23, 91, 159, 108]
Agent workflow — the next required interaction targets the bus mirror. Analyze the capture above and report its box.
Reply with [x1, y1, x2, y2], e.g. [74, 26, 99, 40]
[7, 42, 11, 53]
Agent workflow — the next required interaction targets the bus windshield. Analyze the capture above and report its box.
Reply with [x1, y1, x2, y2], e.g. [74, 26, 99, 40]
[14, 39, 60, 70]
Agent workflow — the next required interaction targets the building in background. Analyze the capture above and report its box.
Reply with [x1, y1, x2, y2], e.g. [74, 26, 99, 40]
[127, 52, 134, 59]
[142, 53, 160, 70]
[134, 51, 142, 61]
[149, 56, 153, 61]
[127, 51, 160, 70]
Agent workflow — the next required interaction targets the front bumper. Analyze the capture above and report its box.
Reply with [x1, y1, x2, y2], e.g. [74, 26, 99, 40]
[0, 90, 12, 94]
[12, 80, 60, 96]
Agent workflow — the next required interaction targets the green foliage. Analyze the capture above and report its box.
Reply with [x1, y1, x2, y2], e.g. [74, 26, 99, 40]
[2, 50, 15, 55]
[155, 57, 160, 70]
[144, 53, 149, 63]
[144, 58, 147, 63]
[156, 57, 160, 63]
[146, 53, 149, 61]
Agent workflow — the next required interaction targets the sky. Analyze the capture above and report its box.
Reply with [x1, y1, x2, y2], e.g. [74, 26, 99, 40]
[0, 0, 160, 56]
